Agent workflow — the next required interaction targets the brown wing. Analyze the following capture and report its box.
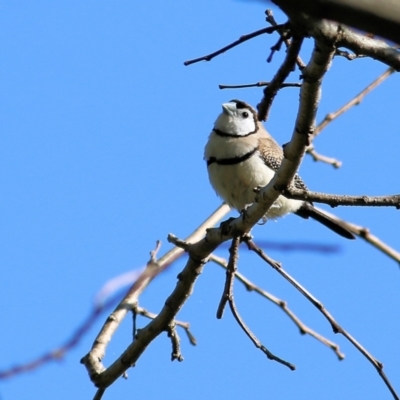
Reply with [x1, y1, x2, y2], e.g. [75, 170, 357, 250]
[258, 136, 309, 191]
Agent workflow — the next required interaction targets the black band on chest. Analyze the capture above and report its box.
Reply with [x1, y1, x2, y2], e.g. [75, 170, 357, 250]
[207, 147, 258, 167]
[213, 128, 256, 138]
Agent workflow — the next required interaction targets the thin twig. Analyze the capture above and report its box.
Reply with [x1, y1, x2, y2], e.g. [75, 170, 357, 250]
[335, 49, 367, 60]
[245, 238, 399, 400]
[210, 254, 345, 360]
[218, 237, 295, 370]
[265, 10, 306, 70]
[314, 68, 395, 137]
[314, 207, 400, 265]
[257, 35, 304, 121]
[267, 34, 287, 63]
[133, 305, 196, 346]
[167, 323, 184, 362]
[306, 145, 343, 168]
[216, 237, 240, 319]
[282, 188, 400, 208]
[184, 25, 285, 66]
[219, 81, 301, 90]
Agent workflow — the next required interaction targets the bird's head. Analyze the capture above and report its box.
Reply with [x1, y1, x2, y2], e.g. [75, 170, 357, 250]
[214, 99, 258, 137]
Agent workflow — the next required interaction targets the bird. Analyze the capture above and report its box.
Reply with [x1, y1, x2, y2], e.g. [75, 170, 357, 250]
[204, 99, 355, 239]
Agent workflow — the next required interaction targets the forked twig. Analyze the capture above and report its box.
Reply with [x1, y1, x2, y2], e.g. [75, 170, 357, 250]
[216, 237, 240, 319]
[265, 10, 306, 70]
[133, 305, 196, 346]
[210, 254, 345, 360]
[257, 35, 304, 121]
[306, 67, 394, 167]
[306, 145, 343, 168]
[217, 237, 296, 370]
[184, 25, 285, 66]
[245, 238, 399, 400]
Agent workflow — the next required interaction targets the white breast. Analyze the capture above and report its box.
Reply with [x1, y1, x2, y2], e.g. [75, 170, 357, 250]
[207, 153, 303, 219]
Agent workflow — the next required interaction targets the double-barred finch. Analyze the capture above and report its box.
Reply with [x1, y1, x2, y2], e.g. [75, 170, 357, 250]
[204, 100, 355, 239]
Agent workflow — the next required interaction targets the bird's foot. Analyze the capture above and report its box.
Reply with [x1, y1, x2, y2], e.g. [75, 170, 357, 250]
[219, 217, 236, 236]
[253, 185, 262, 194]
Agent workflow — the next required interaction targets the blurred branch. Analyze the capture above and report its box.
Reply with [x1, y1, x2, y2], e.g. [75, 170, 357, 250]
[272, 0, 400, 45]
[0, 276, 196, 382]
[0, 295, 116, 380]
[183, 25, 285, 66]
[245, 237, 399, 400]
[282, 188, 400, 208]
[276, 8, 400, 70]
[257, 35, 303, 121]
[219, 81, 301, 90]
[220, 240, 340, 254]
[210, 254, 345, 359]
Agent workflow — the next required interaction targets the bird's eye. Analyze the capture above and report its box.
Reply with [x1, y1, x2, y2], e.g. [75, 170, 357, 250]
[242, 112, 249, 118]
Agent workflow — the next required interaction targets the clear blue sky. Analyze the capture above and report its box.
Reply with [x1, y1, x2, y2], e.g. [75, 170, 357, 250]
[1, 1, 399, 400]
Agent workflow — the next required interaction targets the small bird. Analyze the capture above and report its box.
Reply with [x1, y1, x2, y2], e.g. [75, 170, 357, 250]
[204, 99, 355, 239]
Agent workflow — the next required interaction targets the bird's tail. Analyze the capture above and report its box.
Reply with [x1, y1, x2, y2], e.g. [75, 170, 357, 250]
[295, 203, 355, 240]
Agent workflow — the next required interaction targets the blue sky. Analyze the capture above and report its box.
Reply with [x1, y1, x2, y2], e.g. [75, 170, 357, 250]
[1, 1, 399, 400]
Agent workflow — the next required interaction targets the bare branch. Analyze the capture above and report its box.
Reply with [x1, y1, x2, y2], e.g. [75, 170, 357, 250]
[219, 81, 301, 90]
[133, 305, 196, 346]
[314, 68, 395, 137]
[257, 35, 304, 121]
[265, 9, 306, 70]
[284, 14, 400, 70]
[217, 237, 296, 370]
[245, 238, 400, 400]
[306, 145, 343, 168]
[183, 25, 285, 66]
[314, 207, 400, 265]
[81, 203, 230, 384]
[82, 32, 336, 390]
[282, 188, 400, 208]
[210, 254, 345, 360]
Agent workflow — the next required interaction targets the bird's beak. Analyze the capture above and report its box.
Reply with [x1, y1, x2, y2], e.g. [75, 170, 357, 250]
[222, 102, 237, 116]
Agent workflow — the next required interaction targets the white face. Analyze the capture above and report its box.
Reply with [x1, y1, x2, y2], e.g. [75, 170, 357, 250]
[214, 102, 256, 136]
